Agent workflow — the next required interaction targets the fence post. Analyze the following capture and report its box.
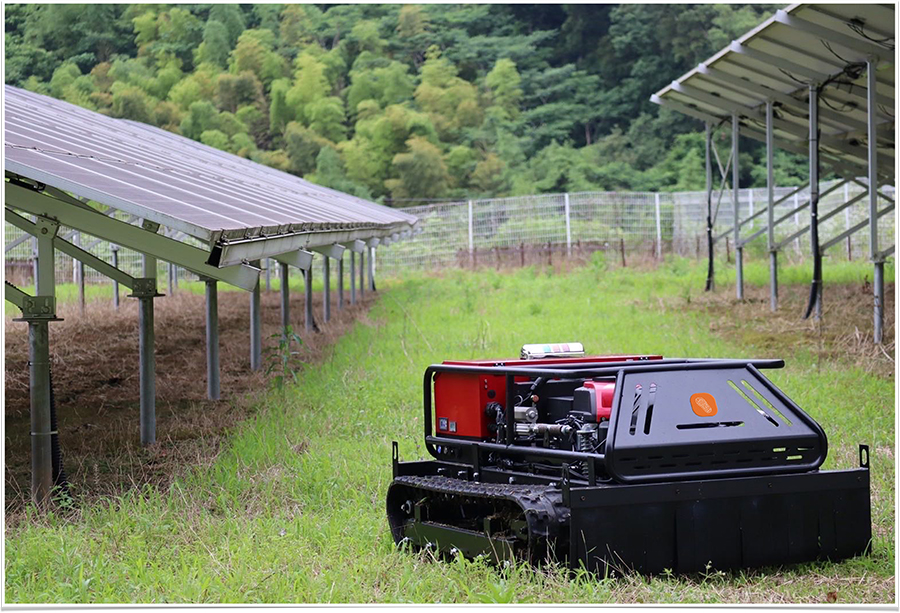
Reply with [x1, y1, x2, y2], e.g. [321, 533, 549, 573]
[74, 231, 85, 315]
[111, 245, 120, 309]
[619, 238, 626, 267]
[467, 200, 474, 264]
[654, 192, 662, 260]
[564, 193, 572, 257]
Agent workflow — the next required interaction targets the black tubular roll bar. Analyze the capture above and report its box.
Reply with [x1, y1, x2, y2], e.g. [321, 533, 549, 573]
[422, 358, 785, 471]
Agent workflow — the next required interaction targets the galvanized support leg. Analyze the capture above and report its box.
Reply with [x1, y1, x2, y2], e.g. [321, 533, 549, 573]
[323, 257, 331, 323]
[280, 262, 290, 336]
[350, 251, 357, 305]
[732, 113, 743, 300]
[167, 262, 175, 296]
[205, 279, 220, 400]
[337, 256, 344, 311]
[265, 258, 271, 292]
[766, 99, 778, 312]
[138, 295, 155, 444]
[111, 246, 120, 309]
[28, 319, 53, 507]
[867, 57, 883, 344]
[31, 233, 39, 289]
[359, 249, 365, 298]
[874, 261, 884, 344]
[368, 246, 375, 292]
[705, 122, 714, 291]
[28, 218, 59, 507]
[809, 84, 823, 321]
[137, 254, 158, 446]
[250, 261, 262, 371]
[305, 265, 314, 333]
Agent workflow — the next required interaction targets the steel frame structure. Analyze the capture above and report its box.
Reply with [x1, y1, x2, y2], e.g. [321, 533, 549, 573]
[4, 87, 418, 507]
[652, 3, 894, 340]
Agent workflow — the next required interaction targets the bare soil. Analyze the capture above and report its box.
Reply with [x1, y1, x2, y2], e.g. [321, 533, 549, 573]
[4, 286, 376, 515]
[685, 280, 895, 378]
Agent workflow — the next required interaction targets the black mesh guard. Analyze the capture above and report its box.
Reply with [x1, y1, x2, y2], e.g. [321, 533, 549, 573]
[605, 364, 827, 483]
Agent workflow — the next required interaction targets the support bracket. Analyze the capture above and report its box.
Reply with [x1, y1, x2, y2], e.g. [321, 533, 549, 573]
[343, 240, 366, 254]
[127, 278, 164, 299]
[5, 283, 60, 321]
[274, 249, 314, 271]
[311, 243, 346, 260]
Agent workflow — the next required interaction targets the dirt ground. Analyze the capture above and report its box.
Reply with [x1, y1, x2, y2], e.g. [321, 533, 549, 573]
[4, 286, 377, 515]
[685, 280, 895, 378]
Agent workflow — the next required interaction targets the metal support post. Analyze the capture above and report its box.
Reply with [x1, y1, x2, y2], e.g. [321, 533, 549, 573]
[265, 258, 271, 292]
[305, 264, 314, 333]
[564, 193, 572, 257]
[350, 251, 357, 305]
[654, 192, 662, 260]
[205, 279, 220, 400]
[705, 122, 714, 291]
[337, 255, 344, 311]
[359, 249, 365, 298]
[844, 183, 852, 260]
[733, 113, 743, 300]
[28, 318, 53, 507]
[323, 257, 331, 323]
[766, 99, 778, 311]
[25, 218, 60, 507]
[167, 262, 175, 296]
[31, 233, 39, 289]
[280, 262, 290, 335]
[867, 57, 883, 343]
[111, 245, 120, 309]
[250, 260, 262, 371]
[136, 254, 159, 446]
[368, 246, 375, 292]
[809, 83, 822, 321]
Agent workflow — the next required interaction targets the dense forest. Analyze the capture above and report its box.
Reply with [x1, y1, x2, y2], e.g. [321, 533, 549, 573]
[5, 4, 807, 205]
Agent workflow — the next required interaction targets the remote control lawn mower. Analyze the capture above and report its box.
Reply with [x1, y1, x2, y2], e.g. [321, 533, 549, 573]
[387, 344, 872, 575]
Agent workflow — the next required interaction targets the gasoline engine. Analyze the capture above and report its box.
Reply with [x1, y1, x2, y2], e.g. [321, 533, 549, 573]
[386, 344, 872, 574]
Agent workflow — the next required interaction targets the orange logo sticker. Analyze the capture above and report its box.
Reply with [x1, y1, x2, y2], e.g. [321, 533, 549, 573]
[691, 392, 718, 417]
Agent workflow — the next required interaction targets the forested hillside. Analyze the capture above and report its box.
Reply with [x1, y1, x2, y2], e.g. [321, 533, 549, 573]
[5, 4, 805, 204]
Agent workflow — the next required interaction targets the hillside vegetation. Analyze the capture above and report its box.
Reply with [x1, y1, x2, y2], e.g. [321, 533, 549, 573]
[5, 4, 808, 205]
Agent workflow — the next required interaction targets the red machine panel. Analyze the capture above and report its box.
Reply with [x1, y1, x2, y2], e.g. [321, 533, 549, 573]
[434, 354, 662, 439]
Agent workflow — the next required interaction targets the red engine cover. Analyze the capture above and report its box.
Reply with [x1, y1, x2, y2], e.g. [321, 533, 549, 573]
[434, 354, 662, 439]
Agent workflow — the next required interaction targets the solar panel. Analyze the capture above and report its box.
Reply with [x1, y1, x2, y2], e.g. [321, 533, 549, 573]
[651, 3, 895, 181]
[4, 85, 418, 247]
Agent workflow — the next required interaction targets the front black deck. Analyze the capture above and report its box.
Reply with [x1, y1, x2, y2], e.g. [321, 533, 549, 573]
[390, 455, 872, 575]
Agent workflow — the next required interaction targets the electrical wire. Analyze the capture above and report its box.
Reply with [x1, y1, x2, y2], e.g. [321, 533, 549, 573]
[822, 40, 853, 65]
[847, 20, 894, 49]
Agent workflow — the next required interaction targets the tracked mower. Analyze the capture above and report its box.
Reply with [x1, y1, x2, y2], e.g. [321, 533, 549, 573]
[387, 344, 872, 574]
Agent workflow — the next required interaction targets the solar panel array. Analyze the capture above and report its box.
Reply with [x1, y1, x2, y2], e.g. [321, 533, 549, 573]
[652, 3, 895, 181]
[4, 85, 418, 244]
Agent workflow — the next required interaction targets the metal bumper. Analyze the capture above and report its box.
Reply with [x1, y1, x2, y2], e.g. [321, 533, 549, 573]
[389, 454, 871, 575]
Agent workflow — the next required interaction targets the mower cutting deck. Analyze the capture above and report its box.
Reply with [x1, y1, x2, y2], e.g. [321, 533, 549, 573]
[387, 347, 872, 574]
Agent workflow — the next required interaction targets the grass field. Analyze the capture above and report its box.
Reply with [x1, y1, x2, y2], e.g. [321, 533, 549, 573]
[4, 258, 895, 603]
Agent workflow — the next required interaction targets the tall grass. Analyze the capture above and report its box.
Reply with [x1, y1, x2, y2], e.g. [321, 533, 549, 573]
[4, 261, 894, 603]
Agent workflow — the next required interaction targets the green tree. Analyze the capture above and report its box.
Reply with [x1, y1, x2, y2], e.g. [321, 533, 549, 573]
[283, 121, 332, 175]
[385, 136, 450, 201]
[195, 20, 231, 68]
[484, 58, 522, 120]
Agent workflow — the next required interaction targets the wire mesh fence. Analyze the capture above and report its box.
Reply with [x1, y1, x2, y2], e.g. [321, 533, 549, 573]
[5, 180, 894, 290]
[376, 179, 895, 277]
